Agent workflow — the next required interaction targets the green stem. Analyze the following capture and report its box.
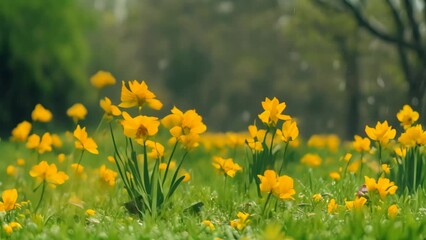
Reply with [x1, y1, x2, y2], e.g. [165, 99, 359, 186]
[75, 150, 85, 173]
[262, 192, 273, 216]
[279, 142, 289, 175]
[162, 140, 179, 186]
[34, 180, 46, 213]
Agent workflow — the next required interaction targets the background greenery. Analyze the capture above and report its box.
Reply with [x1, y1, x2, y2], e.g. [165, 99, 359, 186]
[1, 0, 424, 138]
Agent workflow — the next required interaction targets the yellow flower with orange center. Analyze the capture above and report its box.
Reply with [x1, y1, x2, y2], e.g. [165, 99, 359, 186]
[73, 125, 99, 154]
[10, 121, 32, 142]
[121, 112, 160, 141]
[365, 121, 396, 145]
[119, 80, 163, 110]
[31, 104, 52, 122]
[90, 70, 116, 89]
[29, 161, 69, 188]
[67, 103, 88, 122]
[258, 97, 291, 127]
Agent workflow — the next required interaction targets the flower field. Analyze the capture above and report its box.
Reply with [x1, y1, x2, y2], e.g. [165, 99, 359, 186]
[1, 73, 426, 239]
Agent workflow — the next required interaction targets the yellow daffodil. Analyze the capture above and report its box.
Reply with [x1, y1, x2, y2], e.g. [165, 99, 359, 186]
[388, 204, 399, 219]
[26, 133, 53, 154]
[352, 135, 370, 152]
[121, 112, 160, 141]
[212, 156, 242, 177]
[258, 97, 291, 127]
[67, 103, 87, 122]
[100, 97, 121, 119]
[90, 70, 116, 89]
[345, 196, 367, 210]
[119, 80, 163, 110]
[398, 124, 426, 147]
[29, 161, 69, 188]
[0, 189, 18, 211]
[365, 121, 396, 145]
[327, 199, 338, 214]
[10, 121, 32, 142]
[230, 212, 250, 230]
[31, 104, 52, 122]
[277, 120, 299, 142]
[98, 165, 117, 186]
[73, 125, 99, 154]
[396, 105, 419, 129]
[300, 153, 322, 168]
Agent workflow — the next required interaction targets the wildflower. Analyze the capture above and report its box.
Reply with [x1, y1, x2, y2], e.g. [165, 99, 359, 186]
[345, 197, 367, 210]
[26, 133, 53, 154]
[71, 163, 84, 175]
[100, 97, 121, 119]
[387, 204, 399, 219]
[51, 134, 63, 148]
[329, 171, 341, 181]
[212, 156, 242, 177]
[381, 164, 390, 175]
[396, 105, 419, 129]
[300, 153, 322, 168]
[16, 158, 25, 166]
[394, 147, 406, 158]
[343, 153, 352, 162]
[57, 153, 66, 163]
[10, 121, 32, 142]
[6, 165, 17, 177]
[257, 170, 296, 200]
[121, 112, 160, 141]
[162, 107, 207, 149]
[312, 193, 322, 202]
[0, 189, 18, 211]
[246, 124, 266, 151]
[119, 80, 163, 110]
[67, 103, 88, 122]
[230, 212, 250, 230]
[347, 160, 361, 173]
[159, 161, 176, 170]
[258, 97, 291, 127]
[98, 165, 117, 186]
[2, 222, 21, 235]
[352, 135, 370, 152]
[30, 161, 69, 188]
[398, 124, 426, 147]
[86, 209, 96, 216]
[90, 70, 116, 89]
[202, 220, 215, 231]
[365, 121, 396, 145]
[31, 104, 52, 122]
[364, 176, 397, 199]
[277, 120, 299, 142]
[107, 156, 115, 163]
[73, 125, 99, 154]
[327, 199, 338, 214]
[145, 140, 165, 159]
[182, 171, 191, 182]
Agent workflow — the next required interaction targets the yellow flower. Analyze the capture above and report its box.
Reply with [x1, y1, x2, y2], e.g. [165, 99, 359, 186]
[90, 70, 116, 89]
[162, 106, 207, 149]
[381, 164, 390, 175]
[352, 135, 370, 152]
[300, 153, 322, 168]
[57, 153, 66, 163]
[100, 97, 121, 118]
[201, 220, 215, 230]
[86, 209, 96, 216]
[364, 176, 397, 199]
[6, 165, 17, 177]
[394, 147, 406, 158]
[29, 161, 69, 188]
[26, 133, 53, 154]
[71, 163, 84, 175]
[159, 161, 176, 170]
[51, 134, 63, 148]
[145, 140, 165, 159]
[107, 156, 115, 163]
[2, 222, 21, 235]
[258, 97, 291, 127]
[312, 193, 322, 202]
[0, 189, 18, 211]
[396, 105, 419, 129]
[230, 212, 250, 230]
[119, 80, 163, 110]
[387, 204, 399, 219]
[212, 156, 242, 177]
[10, 121, 32, 142]
[257, 170, 296, 200]
[16, 158, 25, 166]
[73, 125, 99, 154]
[365, 121, 396, 145]
[327, 199, 338, 214]
[398, 124, 426, 147]
[329, 171, 341, 181]
[31, 104, 52, 122]
[343, 153, 352, 162]
[67, 103, 88, 122]
[121, 112, 160, 141]
[98, 165, 117, 186]
[347, 160, 361, 173]
[277, 120, 299, 142]
[345, 197, 367, 210]
[182, 170, 191, 182]
[246, 124, 266, 151]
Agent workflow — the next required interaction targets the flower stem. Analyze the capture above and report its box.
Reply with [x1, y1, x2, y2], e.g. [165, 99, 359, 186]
[262, 192, 273, 216]
[34, 180, 46, 213]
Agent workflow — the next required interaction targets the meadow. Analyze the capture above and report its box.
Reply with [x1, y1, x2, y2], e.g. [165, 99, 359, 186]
[1, 73, 426, 239]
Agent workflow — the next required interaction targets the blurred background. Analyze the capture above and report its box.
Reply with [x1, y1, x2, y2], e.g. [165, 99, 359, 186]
[1, 0, 425, 139]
